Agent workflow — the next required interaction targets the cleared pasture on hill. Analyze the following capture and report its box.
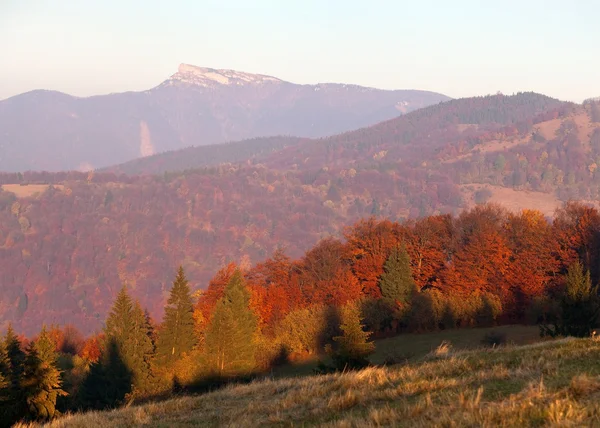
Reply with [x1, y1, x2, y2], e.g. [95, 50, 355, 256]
[31, 337, 600, 427]
[1, 184, 64, 198]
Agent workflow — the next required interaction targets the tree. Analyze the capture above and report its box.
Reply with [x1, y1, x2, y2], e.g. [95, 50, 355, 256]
[379, 244, 416, 305]
[79, 287, 153, 408]
[20, 327, 66, 421]
[126, 301, 155, 392]
[1, 325, 26, 424]
[156, 266, 196, 367]
[329, 303, 375, 371]
[541, 262, 600, 338]
[0, 338, 12, 425]
[205, 269, 258, 377]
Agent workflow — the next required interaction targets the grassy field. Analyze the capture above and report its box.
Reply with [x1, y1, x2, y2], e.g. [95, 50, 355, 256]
[29, 326, 600, 427]
[1, 184, 64, 198]
[272, 325, 542, 378]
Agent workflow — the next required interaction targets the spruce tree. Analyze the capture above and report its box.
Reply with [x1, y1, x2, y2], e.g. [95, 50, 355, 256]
[379, 244, 417, 304]
[541, 262, 600, 338]
[2, 325, 26, 424]
[331, 303, 375, 370]
[126, 301, 154, 392]
[79, 286, 154, 408]
[156, 266, 196, 367]
[205, 269, 258, 377]
[0, 338, 12, 425]
[20, 328, 66, 421]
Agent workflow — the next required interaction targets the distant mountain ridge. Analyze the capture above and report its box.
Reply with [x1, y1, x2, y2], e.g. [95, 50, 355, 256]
[0, 65, 450, 172]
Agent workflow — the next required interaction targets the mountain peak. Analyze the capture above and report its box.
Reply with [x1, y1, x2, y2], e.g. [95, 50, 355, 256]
[169, 64, 283, 87]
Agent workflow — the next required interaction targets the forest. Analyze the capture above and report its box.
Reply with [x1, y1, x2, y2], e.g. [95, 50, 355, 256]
[1, 202, 600, 425]
[2, 94, 600, 336]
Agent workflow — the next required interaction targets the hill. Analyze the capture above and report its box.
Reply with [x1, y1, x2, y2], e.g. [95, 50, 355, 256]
[0, 64, 449, 172]
[35, 337, 600, 427]
[2, 93, 600, 335]
[109, 92, 565, 175]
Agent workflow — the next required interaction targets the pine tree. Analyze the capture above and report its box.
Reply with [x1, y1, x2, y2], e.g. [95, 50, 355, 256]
[156, 266, 196, 367]
[330, 303, 375, 370]
[205, 269, 258, 377]
[2, 325, 26, 424]
[541, 262, 600, 338]
[379, 244, 417, 304]
[20, 328, 66, 421]
[0, 338, 12, 425]
[78, 286, 154, 409]
[126, 301, 154, 392]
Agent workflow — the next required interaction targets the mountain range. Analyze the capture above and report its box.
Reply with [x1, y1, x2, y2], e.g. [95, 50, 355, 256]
[0, 64, 449, 172]
[3, 91, 600, 334]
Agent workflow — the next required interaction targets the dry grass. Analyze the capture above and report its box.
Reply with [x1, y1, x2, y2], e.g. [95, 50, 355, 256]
[1, 184, 64, 198]
[27, 337, 600, 427]
[461, 184, 562, 217]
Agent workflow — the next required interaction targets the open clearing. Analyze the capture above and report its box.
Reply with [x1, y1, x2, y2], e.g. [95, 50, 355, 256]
[34, 335, 600, 427]
[1, 184, 64, 198]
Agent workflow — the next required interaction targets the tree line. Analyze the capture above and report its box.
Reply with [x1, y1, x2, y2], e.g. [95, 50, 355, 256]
[2, 202, 600, 425]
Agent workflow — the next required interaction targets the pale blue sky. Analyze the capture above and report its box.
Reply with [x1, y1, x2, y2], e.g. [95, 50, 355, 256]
[1, 0, 598, 102]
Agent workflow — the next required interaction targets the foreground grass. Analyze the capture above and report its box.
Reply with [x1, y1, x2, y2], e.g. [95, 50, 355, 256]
[35, 335, 600, 427]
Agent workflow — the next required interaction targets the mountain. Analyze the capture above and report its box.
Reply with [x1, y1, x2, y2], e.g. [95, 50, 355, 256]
[0, 64, 450, 172]
[4, 93, 600, 335]
[109, 92, 565, 175]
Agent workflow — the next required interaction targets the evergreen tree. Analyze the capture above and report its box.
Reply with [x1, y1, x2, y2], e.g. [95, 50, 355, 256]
[156, 266, 196, 367]
[379, 244, 417, 304]
[541, 262, 600, 338]
[78, 287, 153, 409]
[2, 325, 26, 424]
[20, 328, 66, 421]
[205, 269, 258, 377]
[330, 303, 375, 370]
[105, 286, 134, 346]
[78, 339, 132, 410]
[0, 338, 12, 425]
[126, 301, 154, 392]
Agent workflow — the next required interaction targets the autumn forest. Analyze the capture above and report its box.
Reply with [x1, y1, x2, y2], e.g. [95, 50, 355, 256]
[2, 93, 600, 424]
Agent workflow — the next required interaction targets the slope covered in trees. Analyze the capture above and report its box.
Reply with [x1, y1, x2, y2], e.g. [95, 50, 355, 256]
[2, 95, 600, 335]
[2, 203, 600, 424]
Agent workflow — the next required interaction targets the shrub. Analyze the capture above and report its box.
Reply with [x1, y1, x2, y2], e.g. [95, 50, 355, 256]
[275, 304, 340, 356]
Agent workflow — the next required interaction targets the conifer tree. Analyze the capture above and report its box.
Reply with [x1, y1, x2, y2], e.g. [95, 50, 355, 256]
[20, 327, 66, 421]
[330, 303, 375, 370]
[0, 338, 12, 425]
[126, 301, 154, 392]
[2, 325, 26, 424]
[79, 286, 154, 408]
[541, 262, 600, 338]
[205, 269, 258, 377]
[379, 244, 417, 304]
[156, 266, 196, 367]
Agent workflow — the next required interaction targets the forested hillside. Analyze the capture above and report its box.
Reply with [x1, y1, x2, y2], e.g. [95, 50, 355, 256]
[2, 94, 600, 335]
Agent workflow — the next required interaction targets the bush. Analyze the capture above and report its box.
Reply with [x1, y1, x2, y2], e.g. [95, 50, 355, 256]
[481, 331, 507, 347]
[275, 304, 340, 356]
[408, 290, 502, 332]
[359, 297, 395, 334]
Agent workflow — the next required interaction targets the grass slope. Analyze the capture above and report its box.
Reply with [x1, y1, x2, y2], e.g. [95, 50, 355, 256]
[33, 332, 600, 427]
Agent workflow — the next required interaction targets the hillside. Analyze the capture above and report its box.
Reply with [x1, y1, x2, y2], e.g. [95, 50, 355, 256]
[36, 337, 600, 427]
[109, 92, 565, 175]
[0, 64, 449, 172]
[2, 94, 600, 335]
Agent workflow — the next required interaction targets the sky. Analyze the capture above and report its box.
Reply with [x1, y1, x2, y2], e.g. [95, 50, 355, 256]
[1, 0, 599, 102]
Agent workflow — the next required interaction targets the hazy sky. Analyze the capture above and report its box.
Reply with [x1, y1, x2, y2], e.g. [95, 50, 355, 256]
[1, 0, 599, 102]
